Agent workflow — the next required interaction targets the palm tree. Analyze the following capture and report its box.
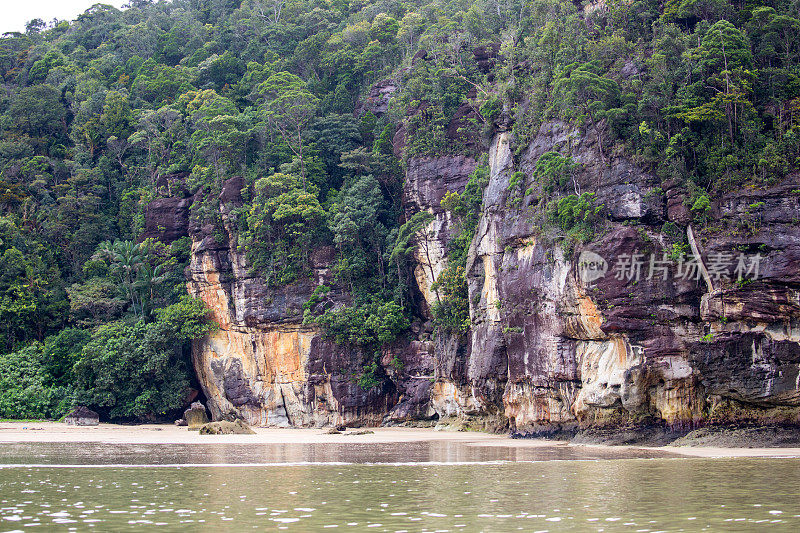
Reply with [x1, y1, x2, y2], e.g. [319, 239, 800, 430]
[135, 262, 169, 319]
[93, 240, 145, 316]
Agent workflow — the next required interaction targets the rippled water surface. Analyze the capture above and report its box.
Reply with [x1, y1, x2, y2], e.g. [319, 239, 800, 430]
[1, 442, 799, 531]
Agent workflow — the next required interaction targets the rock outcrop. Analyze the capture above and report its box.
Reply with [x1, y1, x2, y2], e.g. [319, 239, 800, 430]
[183, 401, 209, 429]
[178, 176, 430, 428]
[140, 195, 191, 244]
[421, 120, 800, 432]
[403, 154, 478, 308]
[64, 406, 99, 426]
[143, 87, 800, 434]
[199, 419, 256, 435]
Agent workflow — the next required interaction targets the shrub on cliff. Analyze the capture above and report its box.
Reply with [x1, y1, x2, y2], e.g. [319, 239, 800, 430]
[312, 301, 409, 348]
[154, 295, 219, 340]
[242, 172, 326, 286]
[552, 192, 604, 243]
[533, 152, 578, 194]
[309, 299, 409, 390]
[430, 265, 470, 335]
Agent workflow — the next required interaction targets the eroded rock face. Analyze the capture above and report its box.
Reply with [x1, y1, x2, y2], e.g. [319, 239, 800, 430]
[183, 177, 427, 427]
[355, 79, 398, 117]
[404, 155, 478, 308]
[199, 419, 256, 435]
[140, 196, 192, 244]
[149, 102, 800, 431]
[184, 401, 209, 429]
[419, 121, 800, 432]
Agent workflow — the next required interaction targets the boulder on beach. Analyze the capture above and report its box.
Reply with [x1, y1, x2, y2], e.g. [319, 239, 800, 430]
[199, 419, 256, 435]
[64, 406, 99, 426]
[184, 401, 209, 430]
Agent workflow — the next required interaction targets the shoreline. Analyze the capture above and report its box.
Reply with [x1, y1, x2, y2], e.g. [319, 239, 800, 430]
[1, 421, 800, 460]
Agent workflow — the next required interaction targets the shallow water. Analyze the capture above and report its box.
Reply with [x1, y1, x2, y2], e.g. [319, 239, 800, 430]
[0, 442, 799, 531]
[0, 440, 674, 466]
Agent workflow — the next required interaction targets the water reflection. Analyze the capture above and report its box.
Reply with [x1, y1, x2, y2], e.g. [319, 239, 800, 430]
[1, 459, 799, 531]
[0, 440, 675, 466]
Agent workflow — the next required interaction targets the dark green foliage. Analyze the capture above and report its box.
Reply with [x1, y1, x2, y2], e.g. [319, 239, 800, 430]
[329, 175, 389, 290]
[431, 265, 470, 334]
[552, 61, 621, 124]
[41, 328, 91, 388]
[533, 152, 578, 194]
[243, 172, 326, 286]
[0, 295, 212, 421]
[1, 0, 799, 413]
[8, 85, 66, 138]
[312, 301, 409, 348]
[358, 356, 384, 390]
[391, 211, 435, 264]
[691, 194, 712, 223]
[0, 343, 75, 420]
[0, 217, 67, 351]
[73, 296, 215, 420]
[552, 193, 604, 243]
[309, 114, 362, 188]
[479, 94, 503, 124]
[398, 54, 484, 158]
[154, 295, 219, 340]
[73, 319, 189, 420]
[0, 326, 89, 419]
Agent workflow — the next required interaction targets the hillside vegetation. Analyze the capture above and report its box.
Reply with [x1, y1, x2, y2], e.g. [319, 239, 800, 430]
[0, 0, 797, 420]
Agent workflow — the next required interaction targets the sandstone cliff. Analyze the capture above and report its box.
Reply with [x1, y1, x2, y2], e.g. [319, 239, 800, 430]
[171, 177, 432, 427]
[143, 95, 800, 434]
[418, 122, 800, 433]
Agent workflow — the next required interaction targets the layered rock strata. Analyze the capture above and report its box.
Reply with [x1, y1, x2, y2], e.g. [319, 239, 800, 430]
[419, 121, 800, 432]
[145, 113, 800, 432]
[182, 177, 431, 427]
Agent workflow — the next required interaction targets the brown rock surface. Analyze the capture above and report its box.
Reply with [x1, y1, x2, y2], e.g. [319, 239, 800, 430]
[141, 98, 800, 433]
[199, 419, 256, 435]
[183, 177, 418, 428]
[184, 401, 209, 429]
[354, 79, 398, 117]
[420, 123, 800, 432]
[64, 406, 99, 426]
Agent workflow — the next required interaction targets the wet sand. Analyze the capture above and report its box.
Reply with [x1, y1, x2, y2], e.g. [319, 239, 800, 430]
[1, 421, 799, 459]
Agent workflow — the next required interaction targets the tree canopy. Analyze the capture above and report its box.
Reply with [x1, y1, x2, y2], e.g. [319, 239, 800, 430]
[0, 0, 798, 415]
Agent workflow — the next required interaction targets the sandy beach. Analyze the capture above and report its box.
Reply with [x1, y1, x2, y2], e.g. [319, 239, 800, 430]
[1, 421, 799, 459]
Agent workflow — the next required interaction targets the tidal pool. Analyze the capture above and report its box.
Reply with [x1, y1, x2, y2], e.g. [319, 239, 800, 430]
[0, 441, 798, 531]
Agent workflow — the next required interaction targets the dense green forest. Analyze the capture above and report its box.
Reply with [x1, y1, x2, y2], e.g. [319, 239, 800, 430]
[0, 0, 797, 420]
